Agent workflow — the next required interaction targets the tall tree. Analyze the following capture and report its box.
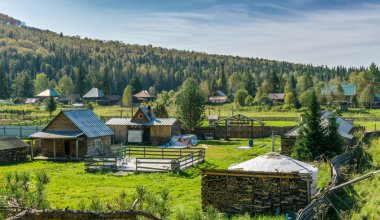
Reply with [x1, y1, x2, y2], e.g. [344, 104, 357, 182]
[56, 75, 74, 96]
[74, 67, 85, 96]
[12, 71, 34, 99]
[131, 75, 142, 94]
[234, 89, 249, 106]
[292, 91, 325, 160]
[122, 85, 133, 106]
[364, 63, 380, 89]
[269, 70, 280, 93]
[324, 112, 343, 158]
[34, 73, 48, 95]
[0, 62, 8, 99]
[217, 62, 227, 93]
[176, 78, 205, 132]
[100, 65, 111, 95]
[45, 95, 57, 117]
[243, 72, 256, 96]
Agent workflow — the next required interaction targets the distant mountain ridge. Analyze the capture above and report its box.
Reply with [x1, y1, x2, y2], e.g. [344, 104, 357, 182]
[0, 12, 363, 98]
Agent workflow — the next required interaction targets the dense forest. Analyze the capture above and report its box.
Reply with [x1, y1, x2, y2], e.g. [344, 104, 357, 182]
[0, 13, 374, 102]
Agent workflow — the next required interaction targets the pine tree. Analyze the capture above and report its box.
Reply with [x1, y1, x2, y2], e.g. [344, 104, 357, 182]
[292, 91, 325, 160]
[324, 112, 343, 158]
[218, 62, 227, 93]
[74, 67, 85, 96]
[131, 75, 142, 94]
[243, 72, 256, 96]
[0, 62, 8, 99]
[176, 78, 205, 132]
[269, 70, 280, 93]
[45, 95, 57, 117]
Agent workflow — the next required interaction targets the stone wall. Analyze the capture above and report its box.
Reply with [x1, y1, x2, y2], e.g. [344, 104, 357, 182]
[0, 147, 27, 162]
[202, 169, 311, 215]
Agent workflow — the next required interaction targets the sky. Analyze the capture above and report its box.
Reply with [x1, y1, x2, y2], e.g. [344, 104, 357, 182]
[0, 0, 379, 67]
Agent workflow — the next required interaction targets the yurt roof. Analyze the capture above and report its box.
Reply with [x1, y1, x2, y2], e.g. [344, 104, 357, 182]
[228, 152, 318, 174]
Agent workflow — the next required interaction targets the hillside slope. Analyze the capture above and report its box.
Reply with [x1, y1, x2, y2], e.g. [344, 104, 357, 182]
[0, 13, 361, 97]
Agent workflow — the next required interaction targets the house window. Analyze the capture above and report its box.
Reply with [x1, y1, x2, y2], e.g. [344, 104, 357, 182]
[138, 114, 143, 119]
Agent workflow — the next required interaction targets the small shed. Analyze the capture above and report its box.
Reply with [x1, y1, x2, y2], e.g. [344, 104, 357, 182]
[202, 152, 317, 215]
[25, 98, 39, 104]
[133, 90, 156, 102]
[214, 114, 265, 139]
[229, 152, 318, 195]
[208, 115, 219, 126]
[268, 93, 285, 104]
[0, 136, 29, 162]
[30, 109, 114, 159]
[106, 107, 180, 145]
[208, 90, 233, 104]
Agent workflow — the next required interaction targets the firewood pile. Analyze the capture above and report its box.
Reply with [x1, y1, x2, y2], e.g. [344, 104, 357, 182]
[202, 170, 311, 215]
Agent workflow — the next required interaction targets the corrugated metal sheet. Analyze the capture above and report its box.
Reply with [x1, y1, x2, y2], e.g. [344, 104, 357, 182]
[83, 88, 104, 98]
[320, 84, 356, 96]
[0, 136, 29, 150]
[30, 131, 83, 139]
[63, 110, 114, 138]
[106, 117, 177, 126]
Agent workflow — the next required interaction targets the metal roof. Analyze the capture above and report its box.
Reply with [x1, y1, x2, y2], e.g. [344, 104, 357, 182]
[36, 89, 60, 97]
[268, 93, 285, 100]
[320, 84, 356, 96]
[133, 90, 156, 98]
[0, 136, 29, 150]
[83, 88, 105, 98]
[61, 110, 114, 138]
[106, 117, 177, 126]
[139, 107, 157, 121]
[229, 152, 318, 174]
[30, 131, 83, 139]
[285, 110, 354, 139]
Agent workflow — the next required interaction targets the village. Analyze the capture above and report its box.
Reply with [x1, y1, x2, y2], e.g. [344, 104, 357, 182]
[1, 80, 380, 220]
[0, 3, 380, 219]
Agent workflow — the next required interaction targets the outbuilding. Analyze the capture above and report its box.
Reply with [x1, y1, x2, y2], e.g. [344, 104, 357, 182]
[202, 152, 318, 215]
[30, 109, 114, 159]
[0, 136, 29, 163]
[106, 107, 180, 145]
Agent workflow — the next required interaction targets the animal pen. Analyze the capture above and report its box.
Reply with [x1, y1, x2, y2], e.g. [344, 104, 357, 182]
[85, 146, 205, 172]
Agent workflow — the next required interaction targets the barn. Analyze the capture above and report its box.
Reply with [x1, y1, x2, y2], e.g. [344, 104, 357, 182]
[0, 136, 29, 163]
[106, 107, 180, 145]
[29, 109, 114, 159]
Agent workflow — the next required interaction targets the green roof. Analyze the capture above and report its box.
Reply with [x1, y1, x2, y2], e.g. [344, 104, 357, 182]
[321, 84, 356, 96]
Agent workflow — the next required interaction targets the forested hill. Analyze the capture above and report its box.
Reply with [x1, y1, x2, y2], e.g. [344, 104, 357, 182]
[0, 13, 365, 98]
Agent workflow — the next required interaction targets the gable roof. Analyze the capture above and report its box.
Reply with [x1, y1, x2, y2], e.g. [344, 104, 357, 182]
[106, 118, 177, 126]
[0, 136, 29, 150]
[41, 110, 113, 138]
[133, 90, 156, 99]
[321, 84, 356, 96]
[285, 110, 354, 139]
[83, 88, 105, 99]
[268, 93, 285, 100]
[36, 89, 59, 97]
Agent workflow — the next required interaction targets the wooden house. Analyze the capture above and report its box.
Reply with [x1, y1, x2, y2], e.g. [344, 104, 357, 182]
[106, 107, 180, 145]
[57, 94, 81, 104]
[29, 109, 114, 159]
[0, 136, 29, 163]
[268, 93, 285, 104]
[133, 90, 156, 102]
[209, 90, 233, 104]
[36, 89, 60, 101]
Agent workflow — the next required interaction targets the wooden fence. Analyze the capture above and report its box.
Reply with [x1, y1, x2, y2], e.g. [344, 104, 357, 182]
[124, 147, 206, 172]
[84, 156, 118, 172]
[296, 149, 356, 219]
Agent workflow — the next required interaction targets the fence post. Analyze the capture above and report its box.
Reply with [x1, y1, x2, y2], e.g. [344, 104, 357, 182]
[180, 148, 182, 156]
[162, 148, 164, 158]
[3, 126, 5, 135]
[19, 126, 22, 138]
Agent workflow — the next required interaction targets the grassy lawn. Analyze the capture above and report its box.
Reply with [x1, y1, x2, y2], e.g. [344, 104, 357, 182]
[0, 137, 324, 219]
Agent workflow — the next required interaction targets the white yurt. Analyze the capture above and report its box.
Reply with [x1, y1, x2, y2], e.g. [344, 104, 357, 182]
[228, 152, 319, 195]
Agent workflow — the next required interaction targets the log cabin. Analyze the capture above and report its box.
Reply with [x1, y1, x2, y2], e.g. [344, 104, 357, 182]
[106, 107, 180, 145]
[30, 109, 114, 159]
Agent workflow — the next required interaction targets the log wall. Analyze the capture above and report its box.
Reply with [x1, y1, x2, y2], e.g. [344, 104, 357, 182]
[0, 147, 27, 162]
[202, 169, 311, 215]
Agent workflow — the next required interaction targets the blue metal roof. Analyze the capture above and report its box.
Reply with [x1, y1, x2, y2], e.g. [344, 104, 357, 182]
[62, 110, 114, 138]
[320, 84, 356, 96]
